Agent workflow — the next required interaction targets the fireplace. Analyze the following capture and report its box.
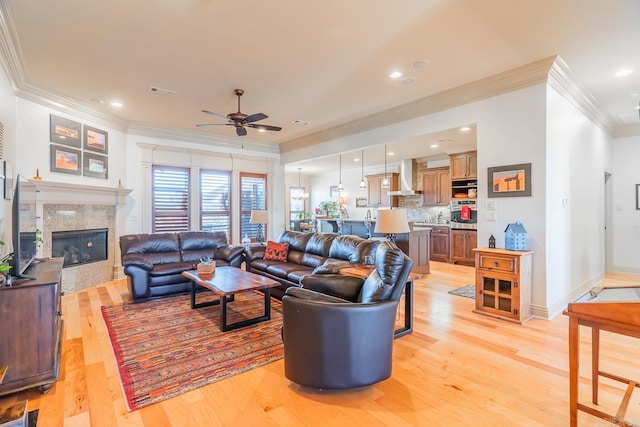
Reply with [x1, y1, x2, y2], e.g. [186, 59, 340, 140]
[52, 228, 108, 268]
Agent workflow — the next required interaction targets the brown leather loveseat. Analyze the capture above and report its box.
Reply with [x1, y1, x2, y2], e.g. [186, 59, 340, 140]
[244, 230, 379, 299]
[119, 231, 245, 302]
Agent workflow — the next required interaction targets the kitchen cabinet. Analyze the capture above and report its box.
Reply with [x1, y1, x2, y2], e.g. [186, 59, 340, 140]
[407, 229, 430, 274]
[450, 151, 477, 199]
[472, 248, 533, 323]
[429, 226, 450, 262]
[366, 173, 399, 207]
[449, 151, 477, 180]
[421, 167, 450, 206]
[0, 258, 64, 396]
[450, 229, 477, 265]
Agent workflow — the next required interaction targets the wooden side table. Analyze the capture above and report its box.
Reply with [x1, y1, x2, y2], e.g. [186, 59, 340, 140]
[339, 265, 423, 338]
[564, 287, 640, 426]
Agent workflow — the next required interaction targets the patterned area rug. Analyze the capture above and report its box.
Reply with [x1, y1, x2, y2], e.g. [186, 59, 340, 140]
[101, 290, 283, 411]
[448, 284, 476, 299]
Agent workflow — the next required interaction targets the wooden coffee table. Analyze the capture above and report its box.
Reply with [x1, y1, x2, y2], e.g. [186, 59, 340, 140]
[181, 267, 280, 332]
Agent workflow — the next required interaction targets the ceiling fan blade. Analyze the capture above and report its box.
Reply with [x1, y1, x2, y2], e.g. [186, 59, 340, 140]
[248, 123, 282, 132]
[196, 123, 229, 127]
[244, 113, 268, 123]
[201, 110, 232, 123]
[236, 127, 247, 137]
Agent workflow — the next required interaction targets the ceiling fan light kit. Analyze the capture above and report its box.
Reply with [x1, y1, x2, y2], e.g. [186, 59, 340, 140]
[197, 89, 282, 137]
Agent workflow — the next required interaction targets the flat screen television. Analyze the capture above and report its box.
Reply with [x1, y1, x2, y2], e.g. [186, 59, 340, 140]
[11, 174, 38, 279]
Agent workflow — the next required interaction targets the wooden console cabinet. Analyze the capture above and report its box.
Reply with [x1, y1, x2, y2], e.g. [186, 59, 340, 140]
[0, 258, 64, 396]
[472, 248, 532, 324]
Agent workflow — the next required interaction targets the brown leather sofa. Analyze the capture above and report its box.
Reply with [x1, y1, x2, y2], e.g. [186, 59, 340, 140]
[244, 230, 379, 300]
[281, 239, 414, 389]
[119, 231, 245, 302]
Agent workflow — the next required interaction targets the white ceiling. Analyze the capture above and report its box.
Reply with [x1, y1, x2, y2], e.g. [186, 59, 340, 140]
[1, 0, 639, 175]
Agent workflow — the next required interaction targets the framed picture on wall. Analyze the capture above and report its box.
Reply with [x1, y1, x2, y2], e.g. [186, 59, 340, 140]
[83, 152, 108, 179]
[330, 185, 339, 198]
[50, 144, 82, 175]
[83, 125, 108, 154]
[487, 163, 532, 198]
[50, 115, 82, 147]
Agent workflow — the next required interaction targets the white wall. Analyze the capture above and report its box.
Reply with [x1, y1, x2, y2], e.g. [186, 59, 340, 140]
[283, 74, 612, 319]
[124, 135, 282, 244]
[2, 90, 284, 247]
[611, 135, 640, 273]
[0, 63, 16, 256]
[545, 86, 610, 316]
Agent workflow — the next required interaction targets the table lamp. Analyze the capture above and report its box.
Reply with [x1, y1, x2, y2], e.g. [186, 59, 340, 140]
[374, 208, 410, 243]
[249, 209, 269, 244]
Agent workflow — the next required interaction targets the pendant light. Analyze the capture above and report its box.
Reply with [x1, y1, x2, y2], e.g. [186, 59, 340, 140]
[337, 154, 344, 191]
[359, 150, 367, 188]
[381, 145, 390, 188]
[295, 167, 309, 199]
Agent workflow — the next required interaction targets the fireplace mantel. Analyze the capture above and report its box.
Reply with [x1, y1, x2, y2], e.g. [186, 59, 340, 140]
[34, 181, 132, 206]
[35, 181, 132, 293]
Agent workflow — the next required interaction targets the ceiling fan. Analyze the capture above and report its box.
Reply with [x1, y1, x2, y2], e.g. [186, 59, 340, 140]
[197, 89, 282, 136]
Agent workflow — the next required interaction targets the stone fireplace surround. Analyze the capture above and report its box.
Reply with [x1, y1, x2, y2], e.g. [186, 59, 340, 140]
[34, 181, 131, 294]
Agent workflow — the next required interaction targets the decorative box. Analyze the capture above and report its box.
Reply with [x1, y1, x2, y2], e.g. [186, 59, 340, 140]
[197, 261, 216, 276]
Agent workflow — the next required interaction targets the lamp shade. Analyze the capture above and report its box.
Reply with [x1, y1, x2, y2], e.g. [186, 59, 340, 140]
[249, 210, 269, 224]
[374, 208, 410, 234]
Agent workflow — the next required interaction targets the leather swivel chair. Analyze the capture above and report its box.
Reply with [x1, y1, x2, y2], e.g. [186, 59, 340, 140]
[281, 240, 413, 389]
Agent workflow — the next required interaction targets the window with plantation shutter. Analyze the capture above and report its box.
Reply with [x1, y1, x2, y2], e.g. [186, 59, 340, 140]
[200, 169, 231, 238]
[152, 166, 190, 232]
[240, 172, 267, 241]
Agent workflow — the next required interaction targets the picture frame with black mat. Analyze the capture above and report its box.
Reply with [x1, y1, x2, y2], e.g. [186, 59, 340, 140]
[487, 163, 532, 198]
[83, 152, 108, 179]
[83, 125, 108, 154]
[50, 114, 82, 147]
[50, 144, 82, 176]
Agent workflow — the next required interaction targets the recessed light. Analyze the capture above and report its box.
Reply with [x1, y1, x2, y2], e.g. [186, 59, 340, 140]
[413, 60, 430, 69]
[258, 128, 266, 133]
[389, 71, 403, 79]
[354, 158, 361, 162]
[387, 151, 395, 156]
[110, 101, 123, 108]
[292, 119, 309, 125]
[430, 144, 439, 148]
[635, 105, 640, 110]
[402, 77, 416, 84]
[615, 69, 632, 77]
[459, 126, 471, 132]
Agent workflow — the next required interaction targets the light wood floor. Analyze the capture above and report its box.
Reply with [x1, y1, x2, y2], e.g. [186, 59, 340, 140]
[3, 262, 640, 426]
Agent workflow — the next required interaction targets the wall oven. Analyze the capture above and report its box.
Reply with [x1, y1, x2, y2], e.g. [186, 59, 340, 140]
[450, 199, 477, 230]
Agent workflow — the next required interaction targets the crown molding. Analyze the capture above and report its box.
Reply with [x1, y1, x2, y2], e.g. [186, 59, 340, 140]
[0, 1, 24, 91]
[547, 56, 617, 133]
[279, 56, 558, 154]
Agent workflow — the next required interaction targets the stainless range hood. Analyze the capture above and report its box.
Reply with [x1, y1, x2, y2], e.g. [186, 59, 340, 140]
[387, 159, 421, 196]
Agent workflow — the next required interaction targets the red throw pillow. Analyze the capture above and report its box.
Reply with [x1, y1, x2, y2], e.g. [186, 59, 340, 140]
[263, 241, 289, 262]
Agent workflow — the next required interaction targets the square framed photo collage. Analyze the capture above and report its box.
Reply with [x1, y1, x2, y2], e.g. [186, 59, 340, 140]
[50, 115, 108, 179]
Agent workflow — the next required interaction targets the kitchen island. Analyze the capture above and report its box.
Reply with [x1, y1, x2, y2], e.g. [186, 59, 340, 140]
[315, 218, 430, 273]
